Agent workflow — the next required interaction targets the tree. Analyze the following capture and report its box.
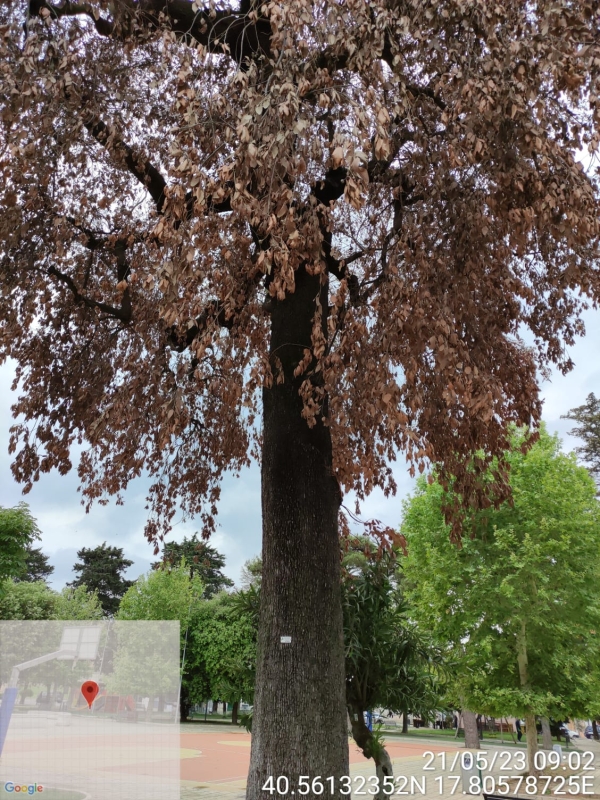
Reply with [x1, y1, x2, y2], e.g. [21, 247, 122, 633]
[563, 393, 600, 485]
[68, 542, 134, 615]
[0, 579, 60, 620]
[15, 544, 55, 583]
[152, 534, 233, 597]
[240, 556, 263, 591]
[229, 541, 445, 770]
[2, 3, 600, 795]
[401, 427, 600, 774]
[0, 504, 41, 590]
[342, 536, 443, 795]
[116, 561, 204, 720]
[117, 559, 203, 622]
[192, 591, 257, 726]
[56, 584, 104, 620]
[0, 578, 102, 620]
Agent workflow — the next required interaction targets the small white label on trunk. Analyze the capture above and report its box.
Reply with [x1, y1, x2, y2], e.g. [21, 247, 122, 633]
[280, 636, 292, 644]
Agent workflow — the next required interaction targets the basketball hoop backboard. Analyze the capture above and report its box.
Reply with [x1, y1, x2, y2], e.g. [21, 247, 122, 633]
[57, 625, 102, 660]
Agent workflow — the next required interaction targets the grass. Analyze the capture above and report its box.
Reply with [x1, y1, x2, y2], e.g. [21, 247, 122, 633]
[188, 712, 234, 722]
[380, 727, 572, 746]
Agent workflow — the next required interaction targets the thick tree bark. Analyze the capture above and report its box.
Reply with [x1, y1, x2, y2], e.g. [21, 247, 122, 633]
[593, 719, 599, 741]
[232, 700, 239, 726]
[541, 717, 553, 750]
[462, 708, 480, 750]
[402, 712, 408, 734]
[247, 265, 348, 800]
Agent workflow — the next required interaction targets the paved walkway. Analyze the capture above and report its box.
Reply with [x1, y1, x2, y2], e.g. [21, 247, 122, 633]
[179, 728, 600, 800]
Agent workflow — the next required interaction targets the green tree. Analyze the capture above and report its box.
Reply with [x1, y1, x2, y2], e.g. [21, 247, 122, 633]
[191, 591, 257, 725]
[0, 579, 59, 620]
[240, 556, 263, 591]
[116, 562, 204, 720]
[0, 579, 102, 620]
[342, 536, 443, 794]
[0, 504, 41, 592]
[152, 534, 233, 598]
[118, 560, 203, 622]
[401, 426, 600, 774]
[56, 585, 103, 620]
[68, 542, 134, 615]
[107, 620, 181, 720]
[563, 393, 600, 485]
[15, 544, 54, 583]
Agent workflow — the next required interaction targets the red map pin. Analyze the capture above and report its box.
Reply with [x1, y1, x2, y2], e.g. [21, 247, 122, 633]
[81, 680, 99, 710]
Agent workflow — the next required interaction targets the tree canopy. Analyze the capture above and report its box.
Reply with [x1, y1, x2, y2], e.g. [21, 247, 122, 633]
[116, 560, 204, 719]
[2, 1, 599, 536]
[152, 534, 234, 597]
[191, 590, 257, 722]
[401, 426, 600, 771]
[15, 544, 55, 583]
[0, 503, 42, 589]
[0, 578, 103, 620]
[68, 542, 134, 615]
[563, 393, 600, 485]
[117, 559, 203, 623]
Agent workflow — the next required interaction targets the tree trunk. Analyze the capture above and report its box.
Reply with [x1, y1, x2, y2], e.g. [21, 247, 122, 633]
[18, 680, 29, 705]
[247, 265, 348, 800]
[541, 717, 553, 750]
[593, 719, 599, 741]
[402, 712, 408, 734]
[525, 715, 538, 775]
[180, 692, 191, 723]
[462, 708, 480, 750]
[232, 700, 239, 725]
[516, 620, 538, 775]
[349, 710, 393, 800]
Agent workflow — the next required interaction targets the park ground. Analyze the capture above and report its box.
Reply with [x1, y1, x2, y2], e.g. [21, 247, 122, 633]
[178, 725, 600, 800]
[1, 718, 599, 800]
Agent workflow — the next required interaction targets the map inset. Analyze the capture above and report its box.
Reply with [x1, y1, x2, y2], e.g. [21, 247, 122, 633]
[0, 620, 180, 800]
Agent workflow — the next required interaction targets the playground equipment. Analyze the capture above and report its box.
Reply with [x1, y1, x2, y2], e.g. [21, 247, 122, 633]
[0, 625, 101, 758]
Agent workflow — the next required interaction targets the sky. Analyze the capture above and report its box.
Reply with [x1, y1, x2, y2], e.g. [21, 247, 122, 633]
[1, 307, 599, 591]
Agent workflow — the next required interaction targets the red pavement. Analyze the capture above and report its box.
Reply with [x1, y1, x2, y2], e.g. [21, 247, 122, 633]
[180, 731, 458, 783]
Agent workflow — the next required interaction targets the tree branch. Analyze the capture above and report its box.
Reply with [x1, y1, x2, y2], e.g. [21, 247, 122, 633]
[47, 264, 132, 322]
[81, 113, 168, 214]
[30, 0, 271, 65]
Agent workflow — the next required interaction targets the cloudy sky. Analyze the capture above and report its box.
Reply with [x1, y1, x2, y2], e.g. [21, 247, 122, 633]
[1, 307, 598, 591]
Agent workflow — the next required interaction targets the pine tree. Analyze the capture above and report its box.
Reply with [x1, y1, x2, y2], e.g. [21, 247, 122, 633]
[68, 542, 134, 615]
[152, 534, 233, 598]
[563, 393, 600, 485]
[15, 544, 55, 583]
